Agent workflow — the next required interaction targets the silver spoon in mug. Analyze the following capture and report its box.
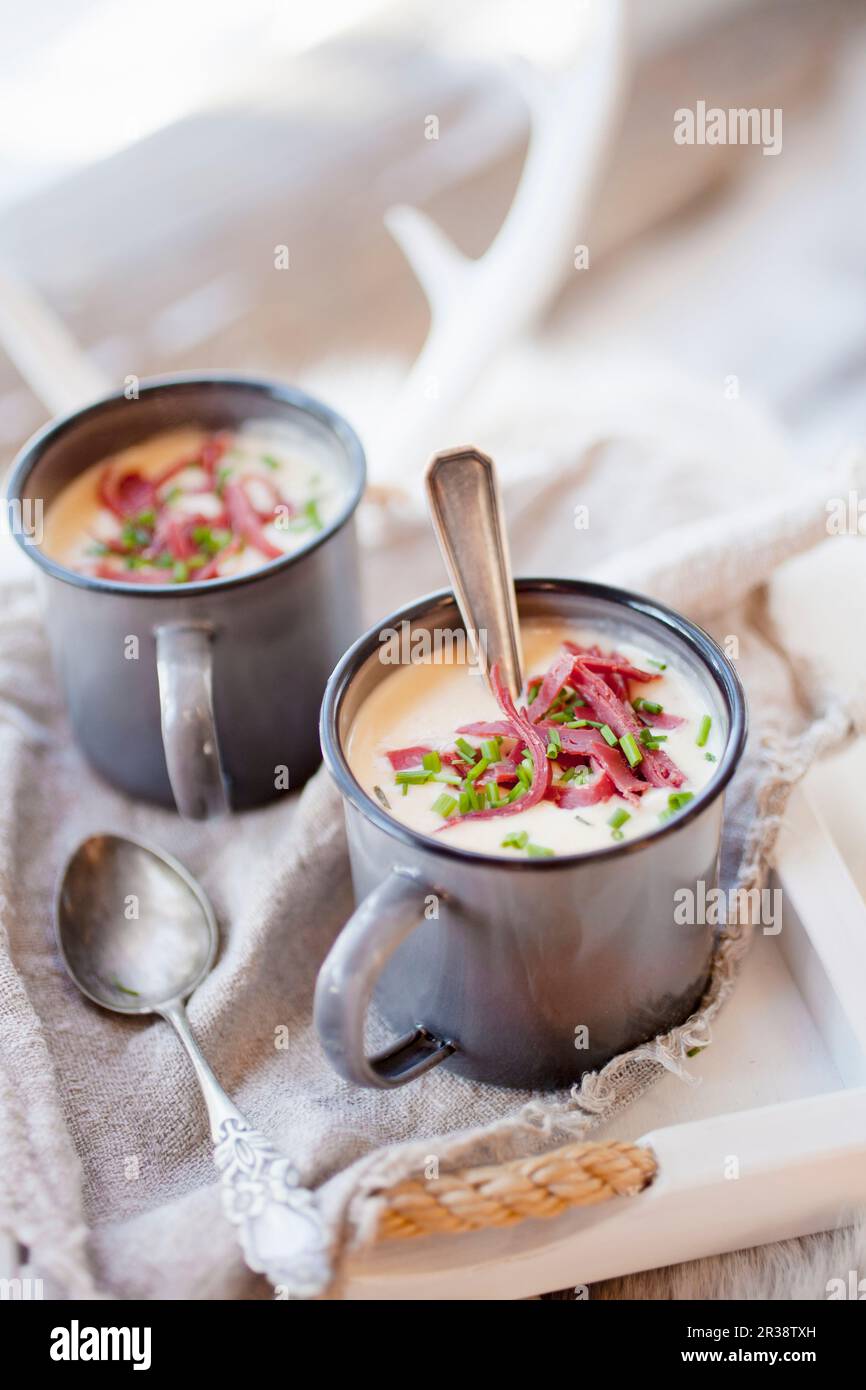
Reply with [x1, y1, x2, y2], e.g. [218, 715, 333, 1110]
[425, 445, 525, 699]
[55, 833, 331, 1299]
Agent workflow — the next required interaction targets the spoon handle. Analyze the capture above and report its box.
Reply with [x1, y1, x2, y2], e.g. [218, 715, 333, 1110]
[161, 1001, 331, 1299]
[425, 446, 524, 699]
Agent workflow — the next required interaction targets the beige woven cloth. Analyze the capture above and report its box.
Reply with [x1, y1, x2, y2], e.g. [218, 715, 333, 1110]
[0, 370, 862, 1299]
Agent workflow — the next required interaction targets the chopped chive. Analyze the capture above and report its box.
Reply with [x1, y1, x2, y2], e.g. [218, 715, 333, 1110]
[466, 757, 489, 783]
[686, 1046, 704, 1058]
[112, 979, 140, 997]
[705, 751, 717, 762]
[573, 767, 590, 784]
[421, 750, 441, 773]
[611, 829, 625, 842]
[164, 485, 184, 505]
[633, 698, 663, 715]
[526, 843, 555, 858]
[559, 766, 577, 784]
[600, 724, 617, 747]
[668, 791, 694, 810]
[527, 680, 541, 704]
[566, 717, 605, 730]
[648, 658, 667, 671]
[517, 759, 533, 787]
[459, 790, 471, 815]
[172, 560, 189, 583]
[455, 737, 478, 763]
[395, 769, 431, 785]
[620, 733, 643, 768]
[487, 782, 501, 805]
[547, 710, 570, 724]
[401, 782, 409, 797]
[608, 807, 631, 830]
[480, 737, 501, 763]
[261, 453, 281, 470]
[431, 792, 457, 818]
[501, 830, 529, 850]
[373, 784, 391, 810]
[546, 728, 561, 758]
[696, 714, 712, 748]
[304, 499, 324, 532]
[433, 768, 462, 785]
[507, 784, 526, 802]
[639, 727, 667, 746]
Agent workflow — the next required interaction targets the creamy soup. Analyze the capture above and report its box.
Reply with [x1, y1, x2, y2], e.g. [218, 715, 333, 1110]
[347, 624, 722, 858]
[41, 421, 344, 583]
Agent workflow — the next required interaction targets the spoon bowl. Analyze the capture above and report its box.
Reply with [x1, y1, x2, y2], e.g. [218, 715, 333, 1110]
[54, 831, 330, 1297]
[56, 834, 216, 1015]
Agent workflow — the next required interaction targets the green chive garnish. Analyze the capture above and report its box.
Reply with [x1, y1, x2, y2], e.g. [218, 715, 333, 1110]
[501, 830, 529, 850]
[261, 454, 281, 470]
[455, 737, 478, 763]
[705, 751, 717, 762]
[668, 791, 694, 810]
[696, 714, 712, 748]
[431, 792, 457, 818]
[600, 724, 617, 747]
[527, 680, 541, 704]
[546, 728, 561, 758]
[611, 829, 624, 842]
[433, 768, 462, 785]
[526, 843, 555, 858]
[608, 807, 630, 830]
[466, 757, 489, 783]
[507, 784, 526, 802]
[633, 698, 663, 715]
[395, 769, 431, 785]
[481, 737, 501, 762]
[458, 790, 471, 814]
[620, 733, 643, 768]
[648, 658, 667, 670]
[422, 750, 441, 773]
[172, 560, 189, 583]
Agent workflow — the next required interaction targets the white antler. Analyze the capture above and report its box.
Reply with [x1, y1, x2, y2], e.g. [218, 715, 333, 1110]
[372, 0, 627, 494]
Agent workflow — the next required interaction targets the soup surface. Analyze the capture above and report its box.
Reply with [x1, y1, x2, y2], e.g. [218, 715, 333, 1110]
[347, 623, 721, 858]
[41, 421, 344, 583]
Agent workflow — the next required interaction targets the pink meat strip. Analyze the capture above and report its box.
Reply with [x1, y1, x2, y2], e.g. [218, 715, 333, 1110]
[563, 642, 659, 684]
[439, 663, 550, 828]
[386, 745, 433, 770]
[456, 720, 518, 738]
[546, 771, 615, 808]
[569, 660, 685, 789]
[555, 727, 647, 802]
[636, 710, 686, 731]
[528, 651, 575, 723]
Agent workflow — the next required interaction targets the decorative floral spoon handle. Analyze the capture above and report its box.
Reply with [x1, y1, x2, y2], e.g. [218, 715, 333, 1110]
[161, 1001, 331, 1299]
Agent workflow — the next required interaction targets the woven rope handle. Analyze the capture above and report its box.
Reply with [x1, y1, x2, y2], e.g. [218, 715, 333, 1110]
[371, 1139, 657, 1242]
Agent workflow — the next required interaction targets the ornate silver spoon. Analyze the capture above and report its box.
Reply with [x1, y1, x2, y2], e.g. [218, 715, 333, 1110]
[55, 832, 330, 1298]
[425, 445, 525, 699]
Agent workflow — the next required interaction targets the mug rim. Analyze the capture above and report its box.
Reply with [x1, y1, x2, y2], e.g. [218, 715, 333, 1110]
[6, 370, 367, 597]
[320, 577, 749, 871]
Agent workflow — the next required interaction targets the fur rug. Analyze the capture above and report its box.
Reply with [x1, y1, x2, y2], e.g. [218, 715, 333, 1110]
[543, 1221, 866, 1300]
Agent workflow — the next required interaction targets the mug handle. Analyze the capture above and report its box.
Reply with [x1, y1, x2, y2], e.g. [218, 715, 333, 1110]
[155, 622, 230, 820]
[314, 867, 456, 1088]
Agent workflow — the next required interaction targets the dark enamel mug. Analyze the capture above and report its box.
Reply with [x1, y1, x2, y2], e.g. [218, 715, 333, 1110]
[315, 579, 747, 1090]
[7, 373, 365, 818]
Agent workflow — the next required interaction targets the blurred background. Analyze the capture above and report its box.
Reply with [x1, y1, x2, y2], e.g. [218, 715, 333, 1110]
[1, 0, 865, 614]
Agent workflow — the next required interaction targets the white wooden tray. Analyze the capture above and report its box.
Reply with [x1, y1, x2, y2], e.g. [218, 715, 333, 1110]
[340, 740, 866, 1299]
